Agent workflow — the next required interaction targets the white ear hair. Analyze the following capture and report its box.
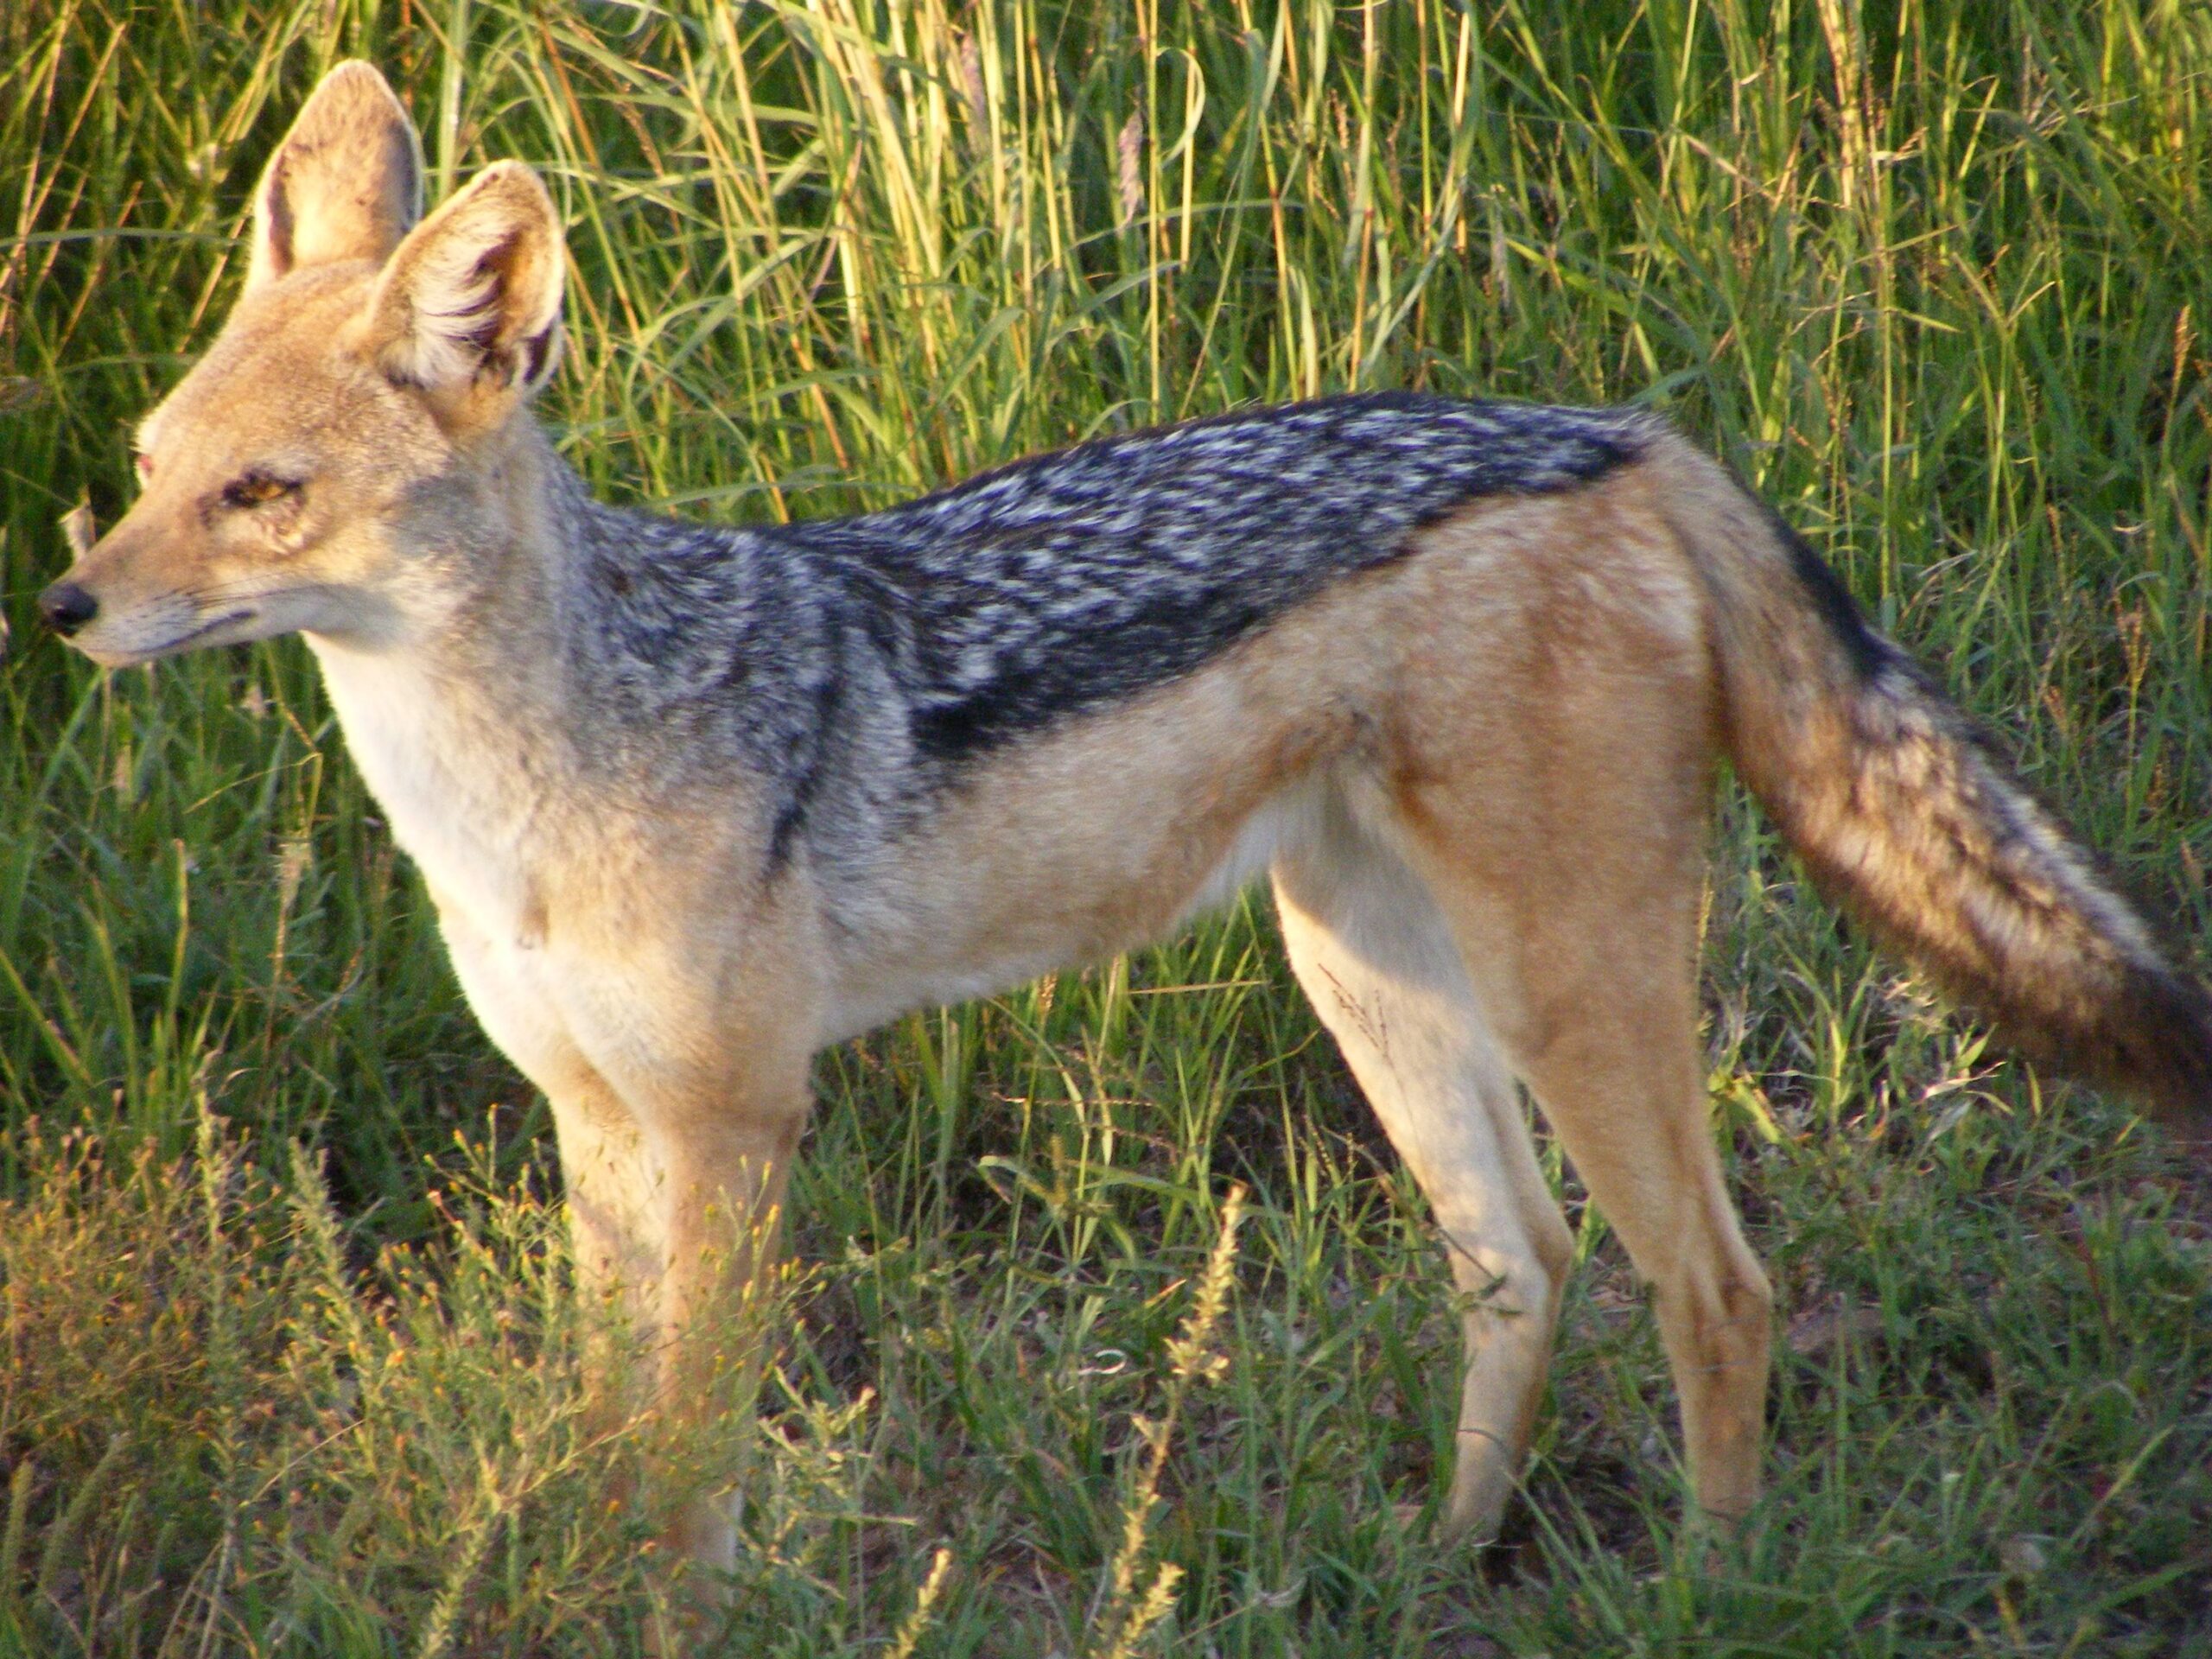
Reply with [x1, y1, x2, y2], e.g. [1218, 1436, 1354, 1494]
[245, 61, 423, 295]
[370, 162, 565, 402]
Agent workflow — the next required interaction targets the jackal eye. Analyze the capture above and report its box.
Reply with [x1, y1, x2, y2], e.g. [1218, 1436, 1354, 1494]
[221, 471, 300, 510]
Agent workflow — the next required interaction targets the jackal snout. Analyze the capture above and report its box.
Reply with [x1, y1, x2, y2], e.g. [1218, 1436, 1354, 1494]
[37, 579, 98, 637]
[37, 504, 100, 642]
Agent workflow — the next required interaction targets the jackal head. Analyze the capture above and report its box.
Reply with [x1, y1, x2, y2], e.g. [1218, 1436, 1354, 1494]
[41, 62, 565, 665]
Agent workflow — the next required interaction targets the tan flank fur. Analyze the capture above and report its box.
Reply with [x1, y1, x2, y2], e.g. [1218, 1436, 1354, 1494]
[45, 64, 2212, 1591]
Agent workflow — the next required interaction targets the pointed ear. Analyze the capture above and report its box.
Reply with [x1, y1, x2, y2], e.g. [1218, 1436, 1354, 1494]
[245, 61, 423, 295]
[363, 161, 566, 416]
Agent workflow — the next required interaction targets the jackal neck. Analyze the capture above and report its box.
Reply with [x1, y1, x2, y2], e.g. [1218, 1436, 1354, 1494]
[302, 420, 600, 854]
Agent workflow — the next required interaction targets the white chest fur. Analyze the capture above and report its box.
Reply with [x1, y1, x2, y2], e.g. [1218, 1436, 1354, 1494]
[307, 636, 545, 949]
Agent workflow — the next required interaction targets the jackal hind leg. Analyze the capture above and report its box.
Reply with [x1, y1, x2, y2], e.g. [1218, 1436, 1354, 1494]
[1397, 805, 1773, 1529]
[1510, 949, 1770, 1526]
[1272, 795, 1574, 1541]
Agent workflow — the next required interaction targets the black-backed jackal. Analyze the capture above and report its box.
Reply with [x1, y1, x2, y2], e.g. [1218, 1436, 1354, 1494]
[42, 63, 2212, 1580]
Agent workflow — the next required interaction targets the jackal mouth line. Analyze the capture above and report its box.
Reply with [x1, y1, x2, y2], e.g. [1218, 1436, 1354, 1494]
[91, 607, 258, 667]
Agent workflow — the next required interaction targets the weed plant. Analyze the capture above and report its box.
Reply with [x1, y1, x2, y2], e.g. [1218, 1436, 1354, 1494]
[2, 0, 2210, 1652]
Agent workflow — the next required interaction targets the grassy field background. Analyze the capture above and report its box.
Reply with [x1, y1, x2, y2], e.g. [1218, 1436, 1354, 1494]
[4, 0, 2212, 1652]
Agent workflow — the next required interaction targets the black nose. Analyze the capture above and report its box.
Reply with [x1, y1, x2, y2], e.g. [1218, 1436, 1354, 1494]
[38, 581, 99, 637]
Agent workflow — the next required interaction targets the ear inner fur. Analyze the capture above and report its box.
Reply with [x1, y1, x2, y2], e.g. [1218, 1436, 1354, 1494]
[368, 162, 565, 404]
[244, 60, 423, 294]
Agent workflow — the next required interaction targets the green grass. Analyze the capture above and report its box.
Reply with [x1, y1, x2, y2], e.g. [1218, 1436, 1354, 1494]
[4, 0, 2212, 1651]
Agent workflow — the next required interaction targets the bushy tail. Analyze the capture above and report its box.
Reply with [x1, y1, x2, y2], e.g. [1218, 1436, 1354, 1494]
[1649, 432, 2212, 1142]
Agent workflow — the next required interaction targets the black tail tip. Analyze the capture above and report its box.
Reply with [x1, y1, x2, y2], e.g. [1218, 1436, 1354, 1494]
[2109, 966, 2212, 1155]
